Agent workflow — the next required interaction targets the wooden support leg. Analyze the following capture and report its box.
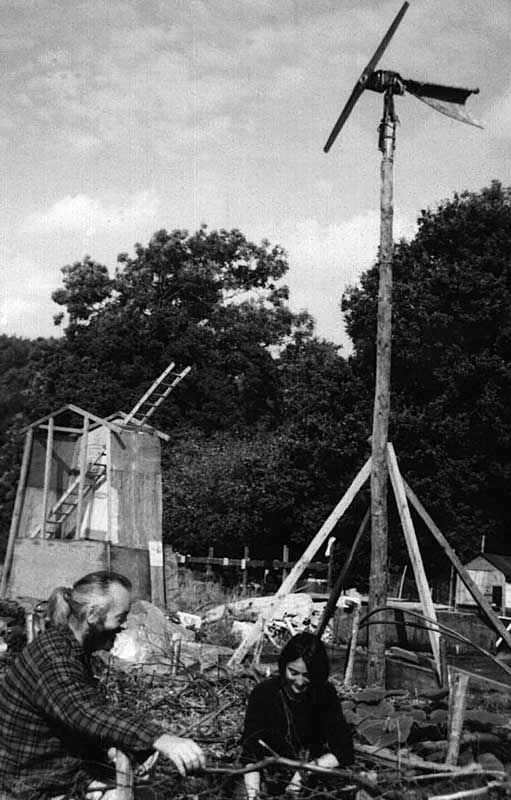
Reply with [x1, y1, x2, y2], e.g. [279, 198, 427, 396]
[228, 458, 371, 666]
[316, 508, 370, 638]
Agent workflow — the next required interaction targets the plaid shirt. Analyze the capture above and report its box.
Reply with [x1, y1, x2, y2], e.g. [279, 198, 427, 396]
[0, 625, 163, 799]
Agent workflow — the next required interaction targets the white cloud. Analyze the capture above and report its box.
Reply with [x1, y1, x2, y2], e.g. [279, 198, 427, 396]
[21, 191, 160, 236]
[482, 89, 511, 138]
[251, 211, 417, 347]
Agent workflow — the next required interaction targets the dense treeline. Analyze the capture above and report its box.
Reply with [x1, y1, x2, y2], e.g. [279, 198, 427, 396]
[1, 182, 511, 579]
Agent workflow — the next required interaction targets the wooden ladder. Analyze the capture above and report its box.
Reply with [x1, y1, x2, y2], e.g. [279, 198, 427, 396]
[124, 362, 191, 427]
[30, 448, 107, 539]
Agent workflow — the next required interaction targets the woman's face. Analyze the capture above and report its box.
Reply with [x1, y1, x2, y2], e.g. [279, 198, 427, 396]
[284, 656, 311, 697]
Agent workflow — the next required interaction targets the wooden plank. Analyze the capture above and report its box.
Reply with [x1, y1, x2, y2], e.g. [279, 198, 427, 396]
[387, 443, 441, 675]
[40, 417, 54, 539]
[0, 429, 33, 596]
[124, 362, 175, 423]
[39, 425, 84, 434]
[228, 458, 371, 665]
[21, 405, 72, 432]
[448, 665, 511, 692]
[403, 480, 511, 652]
[76, 416, 89, 539]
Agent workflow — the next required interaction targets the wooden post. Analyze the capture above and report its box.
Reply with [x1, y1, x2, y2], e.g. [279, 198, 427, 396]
[404, 480, 511, 652]
[149, 541, 165, 607]
[282, 545, 289, 582]
[368, 91, 396, 687]
[316, 507, 370, 638]
[398, 565, 407, 599]
[445, 670, 469, 766]
[40, 417, 54, 539]
[387, 443, 441, 675]
[228, 458, 371, 666]
[76, 416, 89, 539]
[327, 538, 335, 590]
[106, 430, 113, 543]
[0, 429, 33, 597]
[344, 601, 362, 687]
[206, 546, 214, 577]
[439, 636, 448, 688]
[448, 566, 455, 610]
[242, 546, 249, 594]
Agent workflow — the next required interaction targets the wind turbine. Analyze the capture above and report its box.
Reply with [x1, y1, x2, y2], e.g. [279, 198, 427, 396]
[323, 1, 481, 685]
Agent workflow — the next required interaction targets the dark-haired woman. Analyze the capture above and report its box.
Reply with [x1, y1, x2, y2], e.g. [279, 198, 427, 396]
[241, 632, 353, 798]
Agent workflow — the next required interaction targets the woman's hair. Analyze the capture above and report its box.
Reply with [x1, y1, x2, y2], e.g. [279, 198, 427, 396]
[278, 631, 330, 686]
[47, 571, 132, 626]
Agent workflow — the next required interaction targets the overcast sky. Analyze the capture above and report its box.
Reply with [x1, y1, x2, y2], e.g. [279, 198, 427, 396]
[1, 0, 509, 350]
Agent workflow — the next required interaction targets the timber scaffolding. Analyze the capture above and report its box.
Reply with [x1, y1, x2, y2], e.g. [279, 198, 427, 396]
[0, 362, 190, 603]
[227, 443, 511, 686]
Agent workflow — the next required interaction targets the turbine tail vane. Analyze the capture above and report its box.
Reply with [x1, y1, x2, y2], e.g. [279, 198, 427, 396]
[404, 80, 482, 128]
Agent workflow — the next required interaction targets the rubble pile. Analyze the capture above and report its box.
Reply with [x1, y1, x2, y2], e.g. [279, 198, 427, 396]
[341, 684, 511, 774]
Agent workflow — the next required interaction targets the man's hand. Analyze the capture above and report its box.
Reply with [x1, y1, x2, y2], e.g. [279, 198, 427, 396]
[153, 733, 205, 776]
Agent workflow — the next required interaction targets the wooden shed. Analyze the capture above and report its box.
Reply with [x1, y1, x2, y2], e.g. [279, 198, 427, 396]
[0, 404, 169, 603]
[455, 553, 511, 614]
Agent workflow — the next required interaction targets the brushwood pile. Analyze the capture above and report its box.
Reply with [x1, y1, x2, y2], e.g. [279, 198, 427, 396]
[2, 595, 511, 799]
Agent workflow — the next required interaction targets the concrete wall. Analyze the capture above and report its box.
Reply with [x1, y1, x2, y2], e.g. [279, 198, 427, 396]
[7, 538, 151, 601]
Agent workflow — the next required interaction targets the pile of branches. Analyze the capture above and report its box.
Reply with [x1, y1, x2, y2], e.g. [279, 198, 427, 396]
[95, 659, 511, 800]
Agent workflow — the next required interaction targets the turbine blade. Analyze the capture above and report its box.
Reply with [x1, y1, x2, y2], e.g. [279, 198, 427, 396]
[324, 1, 409, 153]
[404, 79, 479, 105]
[323, 81, 366, 153]
[409, 92, 483, 128]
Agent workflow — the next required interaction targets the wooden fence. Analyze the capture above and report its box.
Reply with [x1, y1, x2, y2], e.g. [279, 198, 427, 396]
[175, 545, 331, 590]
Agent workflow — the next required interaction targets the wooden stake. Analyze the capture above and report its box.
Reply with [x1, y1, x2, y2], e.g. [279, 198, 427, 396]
[404, 480, 511, 652]
[282, 545, 289, 582]
[206, 546, 214, 577]
[445, 671, 469, 766]
[228, 458, 371, 665]
[344, 601, 362, 687]
[387, 443, 441, 675]
[316, 507, 370, 638]
[0, 429, 33, 597]
[368, 91, 396, 687]
[242, 546, 249, 594]
[40, 417, 54, 539]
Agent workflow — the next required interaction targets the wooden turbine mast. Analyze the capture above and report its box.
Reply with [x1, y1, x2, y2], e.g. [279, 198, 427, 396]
[323, 1, 481, 684]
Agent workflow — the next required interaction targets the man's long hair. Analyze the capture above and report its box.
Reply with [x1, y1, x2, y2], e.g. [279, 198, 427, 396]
[47, 571, 132, 626]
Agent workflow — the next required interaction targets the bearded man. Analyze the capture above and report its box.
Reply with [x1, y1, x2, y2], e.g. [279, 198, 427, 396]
[0, 571, 204, 799]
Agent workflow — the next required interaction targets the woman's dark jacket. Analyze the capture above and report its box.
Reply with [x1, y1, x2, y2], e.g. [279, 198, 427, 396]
[241, 676, 354, 766]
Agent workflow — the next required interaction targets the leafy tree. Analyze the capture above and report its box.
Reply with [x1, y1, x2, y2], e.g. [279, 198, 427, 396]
[163, 337, 372, 562]
[46, 226, 313, 430]
[343, 181, 511, 566]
